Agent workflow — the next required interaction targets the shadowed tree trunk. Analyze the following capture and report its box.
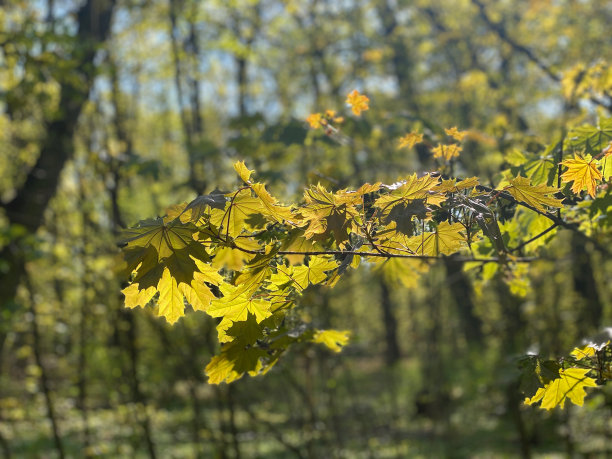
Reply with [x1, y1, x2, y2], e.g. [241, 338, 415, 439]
[0, 0, 116, 309]
[444, 257, 483, 344]
[379, 278, 401, 366]
[571, 233, 602, 333]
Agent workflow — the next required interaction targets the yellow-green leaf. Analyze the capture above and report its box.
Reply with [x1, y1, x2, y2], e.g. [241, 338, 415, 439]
[524, 368, 597, 409]
[157, 267, 184, 324]
[407, 222, 465, 256]
[208, 284, 272, 323]
[234, 160, 254, 183]
[312, 329, 351, 352]
[504, 175, 563, 213]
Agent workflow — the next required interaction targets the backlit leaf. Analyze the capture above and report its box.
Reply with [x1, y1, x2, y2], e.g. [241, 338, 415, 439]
[208, 284, 272, 323]
[524, 368, 597, 409]
[504, 175, 563, 212]
[398, 132, 423, 149]
[312, 329, 351, 352]
[346, 89, 369, 116]
[561, 155, 602, 198]
[234, 160, 254, 183]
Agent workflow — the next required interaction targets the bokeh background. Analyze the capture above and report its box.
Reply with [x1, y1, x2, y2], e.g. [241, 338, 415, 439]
[1, 0, 611, 457]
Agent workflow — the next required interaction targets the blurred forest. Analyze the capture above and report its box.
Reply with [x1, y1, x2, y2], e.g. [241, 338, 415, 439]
[1, 0, 612, 457]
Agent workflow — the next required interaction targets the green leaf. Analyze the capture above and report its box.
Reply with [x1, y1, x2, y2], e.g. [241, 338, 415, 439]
[567, 118, 612, 152]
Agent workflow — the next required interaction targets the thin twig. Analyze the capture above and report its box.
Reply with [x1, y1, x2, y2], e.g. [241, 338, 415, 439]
[509, 223, 559, 253]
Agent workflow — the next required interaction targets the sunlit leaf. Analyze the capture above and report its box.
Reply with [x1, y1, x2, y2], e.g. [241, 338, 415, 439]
[312, 329, 351, 352]
[561, 154, 603, 198]
[345, 89, 369, 116]
[504, 175, 563, 212]
[524, 368, 597, 409]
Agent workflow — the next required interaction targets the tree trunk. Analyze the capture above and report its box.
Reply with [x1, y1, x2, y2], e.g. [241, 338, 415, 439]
[0, 0, 116, 308]
[379, 278, 401, 365]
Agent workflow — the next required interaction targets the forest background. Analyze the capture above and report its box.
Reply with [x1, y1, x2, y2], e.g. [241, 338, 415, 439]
[1, 0, 611, 457]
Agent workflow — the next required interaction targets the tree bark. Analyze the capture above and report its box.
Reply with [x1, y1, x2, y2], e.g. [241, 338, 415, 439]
[0, 0, 116, 308]
[379, 278, 401, 365]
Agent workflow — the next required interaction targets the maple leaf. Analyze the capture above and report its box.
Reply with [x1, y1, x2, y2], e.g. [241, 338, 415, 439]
[432, 143, 462, 161]
[120, 218, 198, 262]
[157, 267, 184, 324]
[374, 174, 443, 214]
[210, 189, 267, 238]
[407, 222, 465, 256]
[398, 132, 423, 149]
[567, 118, 612, 151]
[504, 175, 563, 212]
[561, 154, 603, 198]
[306, 113, 323, 129]
[250, 182, 295, 223]
[300, 184, 360, 247]
[205, 342, 266, 384]
[208, 284, 272, 323]
[570, 344, 596, 360]
[433, 177, 479, 193]
[445, 126, 468, 141]
[346, 89, 369, 116]
[269, 256, 337, 292]
[312, 329, 351, 352]
[180, 190, 227, 223]
[120, 219, 225, 323]
[525, 368, 597, 409]
[234, 160, 254, 183]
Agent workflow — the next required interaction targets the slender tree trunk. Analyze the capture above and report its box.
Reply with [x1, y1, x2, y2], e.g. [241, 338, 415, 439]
[571, 233, 602, 333]
[76, 174, 93, 456]
[379, 278, 401, 365]
[444, 257, 483, 344]
[26, 277, 65, 459]
[496, 277, 532, 458]
[125, 312, 157, 459]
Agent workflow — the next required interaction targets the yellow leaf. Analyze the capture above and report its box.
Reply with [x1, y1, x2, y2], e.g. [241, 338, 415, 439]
[407, 222, 465, 256]
[251, 183, 295, 223]
[122, 282, 156, 309]
[434, 177, 479, 193]
[301, 184, 360, 247]
[525, 368, 597, 409]
[270, 256, 337, 292]
[210, 190, 266, 238]
[205, 353, 241, 385]
[312, 329, 351, 352]
[398, 132, 423, 149]
[504, 175, 563, 212]
[208, 284, 272, 323]
[374, 174, 442, 214]
[444, 127, 468, 141]
[345, 89, 369, 116]
[571, 344, 596, 361]
[432, 143, 462, 161]
[157, 267, 184, 324]
[561, 155, 603, 198]
[306, 113, 323, 129]
[233, 161, 254, 184]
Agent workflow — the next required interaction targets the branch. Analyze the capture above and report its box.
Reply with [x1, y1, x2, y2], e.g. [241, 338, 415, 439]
[471, 0, 612, 111]
[476, 184, 612, 257]
[230, 243, 538, 264]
